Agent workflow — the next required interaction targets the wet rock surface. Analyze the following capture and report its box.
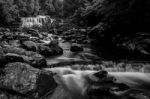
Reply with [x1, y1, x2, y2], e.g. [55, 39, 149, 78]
[39, 44, 54, 56]
[0, 62, 57, 99]
[22, 41, 38, 52]
[4, 53, 24, 63]
[0, 27, 65, 68]
[0, 26, 150, 99]
[1, 46, 47, 68]
[70, 43, 84, 52]
[0, 27, 65, 99]
[0, 28, 63, 57]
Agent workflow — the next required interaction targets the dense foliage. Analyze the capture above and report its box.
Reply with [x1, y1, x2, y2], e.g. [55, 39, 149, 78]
[0, 0, 82, 26]
[70, 0, 150, 59]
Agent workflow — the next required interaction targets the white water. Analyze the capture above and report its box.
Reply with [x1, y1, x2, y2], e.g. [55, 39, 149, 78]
[47, 41, 101, 65]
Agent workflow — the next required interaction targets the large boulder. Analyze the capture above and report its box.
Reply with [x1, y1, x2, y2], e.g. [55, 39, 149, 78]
[0, 62, 57, 98]
[22, 51, 47, 68]
[70, 43, 84, 52]
[49, 39, 59, 46]
[8, 40, 21, 47]
[3, 46, 27, 55]
[51, 45, 63, 55]
[22, 41, 38, 52]
[4, 53, 24, 63]
[38, 45, 54, 57]
[49, 40, 63, 55]
[3, 46, 47, 68]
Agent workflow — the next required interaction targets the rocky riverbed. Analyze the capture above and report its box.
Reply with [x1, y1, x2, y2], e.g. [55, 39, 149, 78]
[0, 27, 150, 99]
[0, 27, 63, 99]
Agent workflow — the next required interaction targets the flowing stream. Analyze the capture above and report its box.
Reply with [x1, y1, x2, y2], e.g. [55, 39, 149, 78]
[46, 41, 102, 65]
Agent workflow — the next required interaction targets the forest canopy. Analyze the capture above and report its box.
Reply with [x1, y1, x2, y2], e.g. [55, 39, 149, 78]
[0, 0, 83, 26]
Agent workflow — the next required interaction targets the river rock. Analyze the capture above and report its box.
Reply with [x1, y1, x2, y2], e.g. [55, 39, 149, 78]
[22, 41, 38, 52]
[17, 35, 29, 42]
[49, 40, 59, 46]
[25, 29, 40, 37]
[0, 28, 10, 32]
[70, 44, 84, 52]
[51, 45, 63, 56]
[23, 51, 47, 68]
[8, 40, 21, 47]
[38, 45, 54, 57]
[3, 46, 47, 68]
[48, 40, 63, 55]
[0, 62, 57, 98]
[4, 53, 24, 63]
[1, 32, 13, 41]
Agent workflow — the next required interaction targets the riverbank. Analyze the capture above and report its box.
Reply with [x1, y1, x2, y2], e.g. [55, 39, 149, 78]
[0, 27, 150, 99]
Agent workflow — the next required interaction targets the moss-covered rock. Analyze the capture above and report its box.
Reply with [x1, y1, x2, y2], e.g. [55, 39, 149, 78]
[0, 62, 57, 98]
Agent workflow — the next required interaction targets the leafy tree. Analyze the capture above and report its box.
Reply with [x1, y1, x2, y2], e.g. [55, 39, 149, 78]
[0, 0, 84, 26]
[0, 0, 18, 26]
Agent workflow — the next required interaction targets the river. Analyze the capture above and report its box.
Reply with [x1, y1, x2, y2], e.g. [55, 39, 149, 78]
[46, 41, 102, 65]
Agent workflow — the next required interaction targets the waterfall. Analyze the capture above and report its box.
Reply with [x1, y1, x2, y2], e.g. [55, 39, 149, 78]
[21, 15, 55, 28]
